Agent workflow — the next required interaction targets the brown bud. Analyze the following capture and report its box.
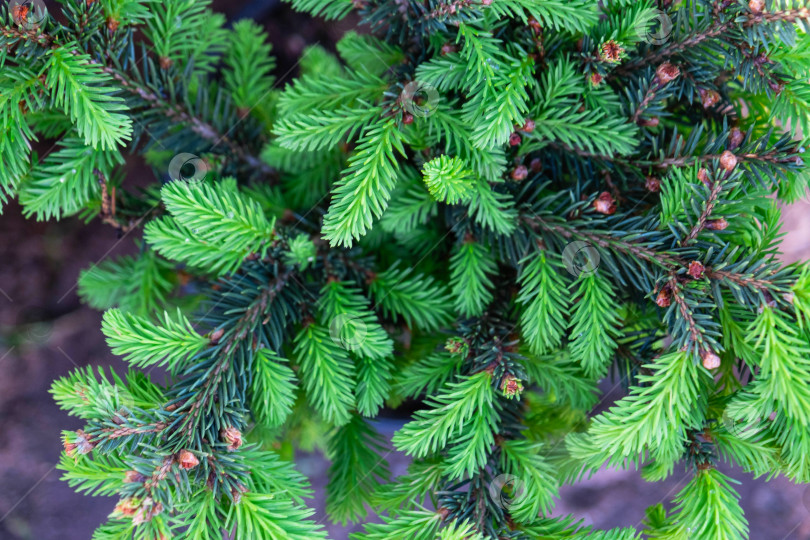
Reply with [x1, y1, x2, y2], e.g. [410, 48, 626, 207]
[593, 191, 616, 215]
[719, 150, 738, 172]
[520, 119, 535, 133]
[402, 113, 414, 125]
[501, 376, 524, 398]
[440, 43, 457, 55]
[655, 287, 672, 308]
[688, 261, 705, 279]
[124, 470, 146, 483]
[177, 449, 200, 469]
[529, 157, 543, 173]
[699, 88, 721, 109]
[589, 72, 603, 87]
[655, 63, 680, 84]
[728, 127, 744, 150]
[107, 17, 119, 32]
[645, 176, 661, 193]
[114, 498, 140, 517]
[509, 132, 521, 146]
[749, 0, 765, 13]
[638, 117, 660, 128]
[209, 327, 224, 344]
[221, 426, 243, 451]
[701, 349, 722, 370]
[600, 40, 624, 63]
[64, 430, 95, 458]
[158, 56, 173, 70]
[510, 165, 528, 181]
[528, 16, 541, 32]
[480, 0, 492, 6]
[697, 168, 711, 187]
[705, 217, 729, 231]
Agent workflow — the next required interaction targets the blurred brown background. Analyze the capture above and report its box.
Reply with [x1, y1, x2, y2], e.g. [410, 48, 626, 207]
[2, 1, 810, 538]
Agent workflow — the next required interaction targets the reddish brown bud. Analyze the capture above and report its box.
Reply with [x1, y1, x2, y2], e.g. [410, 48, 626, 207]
[655, 63, 680, 84]
[728, 127, 744, 150]
[697, 168, 711, 187]
[114, 498, 140, 517]
[177, 450, 199, 470]
[64, 430, 95, 458]
[124, 470, 146, 483]
[509, 132, 522, 146]
[158, 56, 173, 70]
[701, 349, 722, 370]
[600, 40, 624, 63]
[209, 327, 224, 344]
[529, 157, 543, 173]
[510, 165, 528, 181]
[480, 0, 492, 6]
[719, 150, 738, 172]
[440, 43, 458, 55]
[107, 17, 119, 32]
[501, 376, 524, 398]
[402, 113, 414, 125]
[221, 426, 243, 451]
[527, 16, 541, 32]
[589, 72, 603, 87]
[749, 0, 765, 13]
[520, 119, 535, 133]
[655, 287, 672, 308]
[593, 191, 616, 215]
[688, 261, 705, 279]
[699, 88, 721, 109]
[645, 176, 661, 193]
[638, 117, 660, 128]
[705, 217, 729, 231]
